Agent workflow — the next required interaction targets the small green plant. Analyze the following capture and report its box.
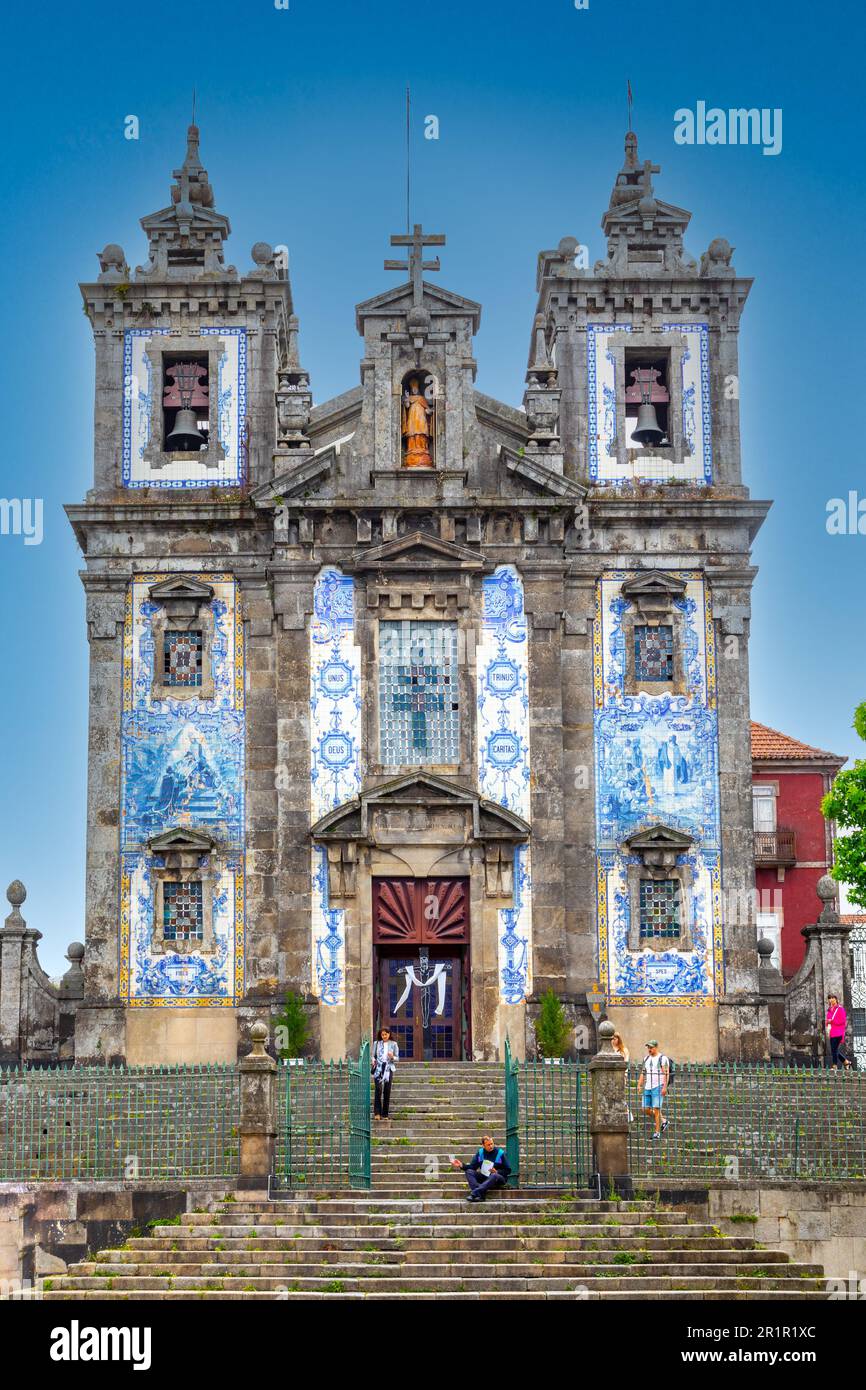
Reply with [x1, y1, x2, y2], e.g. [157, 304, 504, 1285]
[273, 990, 310, 1059]
[324, 1279, 345, 1293]
[613, 1251, 637, 1265]
[534, 990, 573, 1059]
[729, 1211, 758, 1225]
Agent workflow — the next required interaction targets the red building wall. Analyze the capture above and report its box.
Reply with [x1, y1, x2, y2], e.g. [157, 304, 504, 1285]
[753, 769, 835, 978]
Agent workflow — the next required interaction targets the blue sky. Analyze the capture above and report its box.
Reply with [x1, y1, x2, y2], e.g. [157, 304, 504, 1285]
[0, 0, 863, 972]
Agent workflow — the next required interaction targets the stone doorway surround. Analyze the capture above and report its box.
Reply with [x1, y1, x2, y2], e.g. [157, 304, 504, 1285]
[310, 773, 529, 1060]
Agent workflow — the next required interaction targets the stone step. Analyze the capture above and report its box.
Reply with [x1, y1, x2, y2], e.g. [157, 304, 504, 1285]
[48, 1272, 824, 1294]
[43, 1288, 829, 1301]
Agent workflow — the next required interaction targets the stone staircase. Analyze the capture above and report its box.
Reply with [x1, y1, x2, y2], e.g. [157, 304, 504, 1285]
[43, 1062, 830, 1301]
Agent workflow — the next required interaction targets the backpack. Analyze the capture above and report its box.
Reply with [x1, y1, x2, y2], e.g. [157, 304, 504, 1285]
[664, 1056, 676, 1088]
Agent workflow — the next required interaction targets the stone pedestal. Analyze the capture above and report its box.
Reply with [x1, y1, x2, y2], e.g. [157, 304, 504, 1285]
[589, 1020, 631, 1195]
[238, 1020, 277, 1188]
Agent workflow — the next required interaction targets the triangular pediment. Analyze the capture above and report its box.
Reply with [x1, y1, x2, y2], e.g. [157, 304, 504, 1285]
[355, 280, 482, 332]
[351, 530, 486, 572]
[311, 773, 529, 842]
[140, 203, 230, 236]
[147, 826, 216, 853]
[623, 823, 693, 853]
[603, 197, 691, 235]
[620, 570, 687, 600]
[148, 576, 215, 603]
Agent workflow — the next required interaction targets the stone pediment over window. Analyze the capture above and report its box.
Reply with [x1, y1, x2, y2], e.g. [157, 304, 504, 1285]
[148, 576, 215, 611]
[623, 824, 693, 871]
[310, 773, 529, 899]
[350, 531, 487, 573]
[620, 570, 687, 618]
[147, 827, 217, 858]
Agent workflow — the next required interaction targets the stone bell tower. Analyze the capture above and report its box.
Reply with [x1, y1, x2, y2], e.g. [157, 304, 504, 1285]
[530, 131, 771, 1060]
[69, 126, 294, 1062]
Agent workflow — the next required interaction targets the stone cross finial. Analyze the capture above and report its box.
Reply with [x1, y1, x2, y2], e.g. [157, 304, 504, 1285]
[385, 224, 445, 306]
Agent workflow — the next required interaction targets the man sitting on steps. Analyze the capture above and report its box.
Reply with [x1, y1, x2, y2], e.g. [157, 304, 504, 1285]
[451, 1136, 512, 1202]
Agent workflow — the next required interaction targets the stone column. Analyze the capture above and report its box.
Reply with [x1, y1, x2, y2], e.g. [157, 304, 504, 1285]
[589, 1020, 631, 1194]
[238, 1020, 277, 1189]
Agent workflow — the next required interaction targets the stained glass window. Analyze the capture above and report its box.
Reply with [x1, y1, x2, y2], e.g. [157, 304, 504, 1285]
[164, 630, 203, 687]
[163, 881, 203, 943]
[639, 878, 680, 939]
[379, 621, 459, 765]
[634, 624, 673, 682]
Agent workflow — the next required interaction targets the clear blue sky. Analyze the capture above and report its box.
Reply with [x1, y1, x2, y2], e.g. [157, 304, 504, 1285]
[0, 0, 863, 972]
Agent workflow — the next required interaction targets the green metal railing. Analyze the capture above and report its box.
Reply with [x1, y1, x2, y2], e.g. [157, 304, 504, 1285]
[274, 1041, 371, 1190]
[627, 1062, 866, 1181]
[0, 1063, 240, 1180]
[504, 1039, 591, 1188]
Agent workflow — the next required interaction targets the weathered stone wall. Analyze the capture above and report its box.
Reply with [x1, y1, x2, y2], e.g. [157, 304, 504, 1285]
[657, 1181, 866, 1284]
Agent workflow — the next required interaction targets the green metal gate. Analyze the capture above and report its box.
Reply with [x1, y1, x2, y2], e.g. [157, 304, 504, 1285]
[504, 1037, 591, 1189]
[274, 1040, 370, 1191]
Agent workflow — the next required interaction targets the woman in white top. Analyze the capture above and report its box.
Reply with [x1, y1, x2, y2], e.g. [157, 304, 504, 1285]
[372, 1027, 399, 1122]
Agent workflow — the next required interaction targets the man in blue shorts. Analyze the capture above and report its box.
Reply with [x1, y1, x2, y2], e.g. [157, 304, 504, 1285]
[641, 1040, 670, 1139]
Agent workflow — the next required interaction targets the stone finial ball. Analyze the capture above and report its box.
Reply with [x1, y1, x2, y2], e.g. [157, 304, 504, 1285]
[251, 1019, 269, 1041]
[557, 236, 578, 258]
[99, 243, 125, 266]
[251, 242, 274, 266]
[6, 880, 26, 908]
[598, 1019, 615, 1041]
[757, 935, 775, 958]
[708, 237, 732, 261]
[817, 874, 838, 902]
[66, 942, 85, 961]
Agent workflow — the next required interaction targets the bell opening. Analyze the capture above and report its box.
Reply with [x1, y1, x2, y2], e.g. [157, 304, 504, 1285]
[162, 353, 210, 453]
[624, 351, 670, 450]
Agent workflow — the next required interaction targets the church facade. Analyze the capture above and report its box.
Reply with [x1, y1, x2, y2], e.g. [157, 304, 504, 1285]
[69, 126, 771, 1065]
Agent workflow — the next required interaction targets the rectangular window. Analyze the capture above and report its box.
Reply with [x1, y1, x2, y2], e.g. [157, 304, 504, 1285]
[379, 621, 459, 765]
[639, 878, 680, 939]
[163, 881, 203, 943]
[164, 630, 203, 688]
[634, 624, 673, 682]
[752, 784, 777, 832]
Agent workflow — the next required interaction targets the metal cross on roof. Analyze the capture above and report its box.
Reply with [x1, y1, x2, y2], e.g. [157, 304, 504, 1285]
[385, 224, 445, 306]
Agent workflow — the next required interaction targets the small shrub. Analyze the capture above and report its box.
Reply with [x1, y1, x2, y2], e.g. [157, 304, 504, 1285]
[274, 990, 310, 1059]
[534, 990, 573, 1058]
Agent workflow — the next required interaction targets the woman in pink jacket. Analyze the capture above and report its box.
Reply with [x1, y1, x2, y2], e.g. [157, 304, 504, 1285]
[826, 995, 851, 1070]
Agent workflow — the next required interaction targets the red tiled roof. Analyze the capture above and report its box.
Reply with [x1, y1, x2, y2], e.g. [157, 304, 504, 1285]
[751, 721, 844, 763]
[841, 914, 866, 925]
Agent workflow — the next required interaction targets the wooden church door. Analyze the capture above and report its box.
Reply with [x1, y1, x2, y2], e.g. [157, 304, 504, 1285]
[372, 878, 470, 1061]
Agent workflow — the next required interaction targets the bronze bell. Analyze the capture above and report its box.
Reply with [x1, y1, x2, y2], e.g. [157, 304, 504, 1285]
[166, 408, 206, 451]
[631, 402, 665, 448]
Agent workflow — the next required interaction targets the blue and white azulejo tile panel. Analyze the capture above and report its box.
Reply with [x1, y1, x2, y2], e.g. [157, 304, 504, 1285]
[122, 327, 247, 488]
[309, 567, 362, 1006]
[593, 573, 723, 1006]
[586, 323, 712, 486]
[478, 566, 533, 1004]
[120, 575, 245, 1006]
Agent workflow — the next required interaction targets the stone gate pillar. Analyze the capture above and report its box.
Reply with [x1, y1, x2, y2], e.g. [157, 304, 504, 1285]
[589, 1019, 631, 1194]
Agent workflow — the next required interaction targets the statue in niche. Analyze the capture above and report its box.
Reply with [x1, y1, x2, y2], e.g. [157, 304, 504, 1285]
[402, 374, 434, 468]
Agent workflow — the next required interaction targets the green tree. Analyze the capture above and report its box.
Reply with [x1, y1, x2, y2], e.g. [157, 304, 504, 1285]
[273, 990, 310, 1059]
[534, 989, 573, 1058]
[822, 700, 866, 908]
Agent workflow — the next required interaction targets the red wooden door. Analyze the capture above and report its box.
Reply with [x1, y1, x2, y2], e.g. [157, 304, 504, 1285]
[373, 879, 470, 1060]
